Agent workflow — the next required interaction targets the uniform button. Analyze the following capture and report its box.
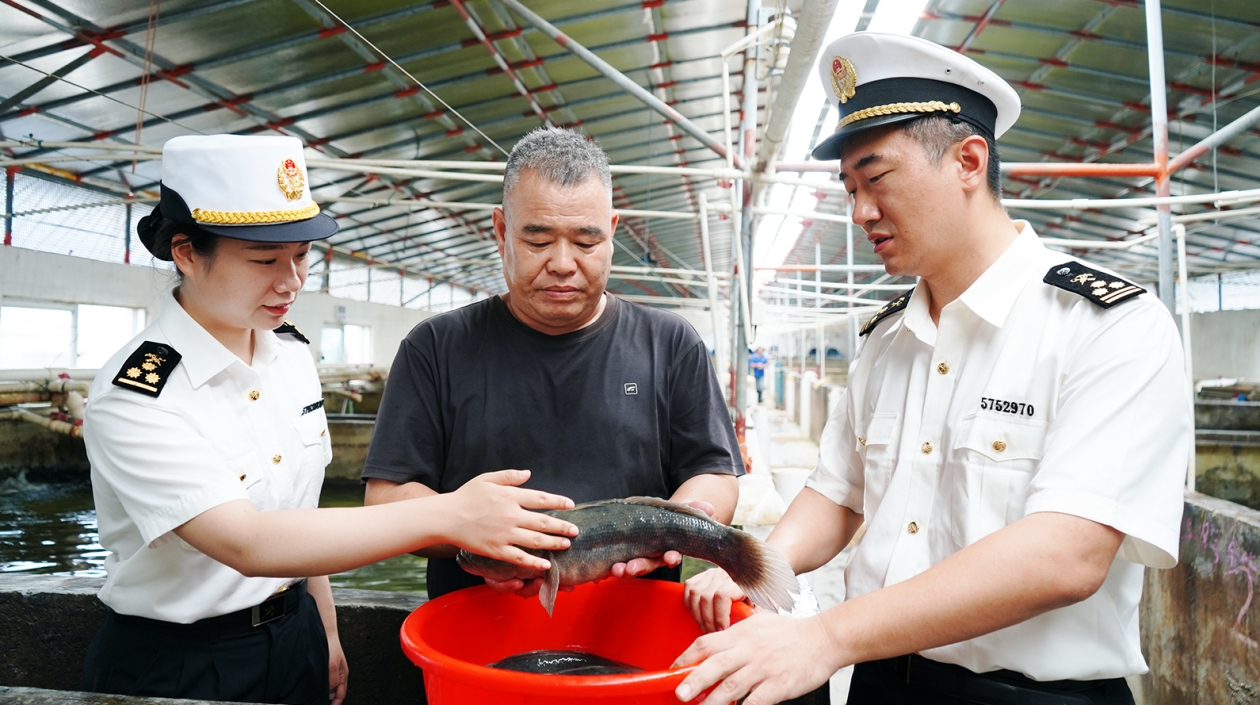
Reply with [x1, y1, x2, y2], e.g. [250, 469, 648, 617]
[936, 362, 949, 375]
[271, 454, 282, 464]
[249, 390, 260, 401]
[239, 474, 246, 481]
[858, 437, 866, 446]
[921, 441, 933, 454]
[992, 440, 1007, 453]
[907, 521, 920, 534]
[320, 429, 326, 437]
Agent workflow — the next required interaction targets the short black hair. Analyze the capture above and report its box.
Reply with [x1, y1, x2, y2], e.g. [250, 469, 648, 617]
[902, 116, 1003, 203]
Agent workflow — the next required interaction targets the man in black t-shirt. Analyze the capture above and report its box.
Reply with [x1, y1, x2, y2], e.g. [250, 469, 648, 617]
[362, 127, 743, 600]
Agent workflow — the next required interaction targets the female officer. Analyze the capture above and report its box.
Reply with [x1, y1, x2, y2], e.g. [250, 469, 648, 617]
[80, 134, 578, 705]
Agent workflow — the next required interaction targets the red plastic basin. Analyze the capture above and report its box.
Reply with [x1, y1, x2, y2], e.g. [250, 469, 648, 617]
[400, 577, 753, 704]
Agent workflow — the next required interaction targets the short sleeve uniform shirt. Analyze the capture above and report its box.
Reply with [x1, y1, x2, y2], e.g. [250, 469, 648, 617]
[807, 222, 1190, 681]
[85, 295, 331, 623]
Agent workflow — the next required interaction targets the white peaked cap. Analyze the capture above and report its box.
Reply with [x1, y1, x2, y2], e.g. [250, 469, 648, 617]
[812, 32, 1021, 160]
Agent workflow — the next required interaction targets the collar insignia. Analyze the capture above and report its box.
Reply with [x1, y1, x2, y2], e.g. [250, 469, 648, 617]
[274, 319, 310, 344]
[112, 341, 182, 397]
[1044, 262, 1145, 309]
[859, 292, 911, 337]
[276, 158, 305, 201]
[831, 56, 857, 104]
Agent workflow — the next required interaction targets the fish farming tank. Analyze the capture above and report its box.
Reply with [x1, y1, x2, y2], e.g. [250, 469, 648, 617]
[0, 476, 714, 589]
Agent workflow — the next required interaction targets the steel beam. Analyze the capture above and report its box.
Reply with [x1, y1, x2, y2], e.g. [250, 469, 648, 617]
[497, 0, 738, 167]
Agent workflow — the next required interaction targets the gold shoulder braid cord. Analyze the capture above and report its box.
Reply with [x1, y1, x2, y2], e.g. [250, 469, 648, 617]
[840, 101, 962, 129]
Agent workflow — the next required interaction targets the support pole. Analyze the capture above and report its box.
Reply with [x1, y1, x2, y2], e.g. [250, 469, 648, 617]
[1175, 224, 1195, 491]
[123, 203, 132, 264]
[1167, 103, 1260, 175]
[498, 0, 739, 167]
[816, 239, 823, 379]
[322, 246, 333, 293]
[4, 166, 15, 246]
[731, 0, 759, 440]
[699, 193, 727, 384]
[1145, 0, 1174, 312]
[846, 201, 857, 361]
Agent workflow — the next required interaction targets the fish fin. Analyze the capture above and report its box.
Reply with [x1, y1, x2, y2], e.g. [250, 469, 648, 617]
[723, 528, 800, 614]
[621, 496, 715, 522]
[540, 563, 560, 617]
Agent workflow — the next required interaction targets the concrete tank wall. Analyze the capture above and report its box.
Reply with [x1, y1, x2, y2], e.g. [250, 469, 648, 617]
[0, 247, 435, 369]
[1139, 491, 1260, 703]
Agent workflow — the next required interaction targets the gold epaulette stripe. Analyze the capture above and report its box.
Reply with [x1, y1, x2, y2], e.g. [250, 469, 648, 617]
[191, 202, 320, 225]
[839, 101, 962, 129]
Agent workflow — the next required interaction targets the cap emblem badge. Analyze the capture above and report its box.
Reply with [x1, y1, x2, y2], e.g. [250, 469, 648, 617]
[276, 158, 305, 201]
[831, 56, 857, 104]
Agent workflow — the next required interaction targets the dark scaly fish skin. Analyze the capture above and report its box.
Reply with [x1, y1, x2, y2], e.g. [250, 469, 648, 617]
[487, 649, 643, 675]
[457, 496, 798, 616]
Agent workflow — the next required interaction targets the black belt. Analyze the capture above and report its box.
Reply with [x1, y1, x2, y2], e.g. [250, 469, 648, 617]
[113, 579, 308, 634]
[866, 654, 1120, 705]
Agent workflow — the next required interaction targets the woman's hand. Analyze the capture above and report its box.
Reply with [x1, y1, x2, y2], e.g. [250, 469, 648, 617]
[440, 469, 578, 571]
[684, 567, 747, 633]
[327, 631, 348, 705]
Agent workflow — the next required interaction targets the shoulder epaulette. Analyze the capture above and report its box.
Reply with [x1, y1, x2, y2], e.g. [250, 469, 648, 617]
[1043, 262, 1145, 309]
[112, 341, 182, 398]
[859, 292, 911, 337]
[274, 319, 310, 344]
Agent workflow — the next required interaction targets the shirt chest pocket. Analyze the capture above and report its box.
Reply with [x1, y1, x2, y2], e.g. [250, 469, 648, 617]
[225, 450, 273, 511]
[294, 409, 332, 467]
[950, 413, 1047, 547]
[859, 412, 900, 506]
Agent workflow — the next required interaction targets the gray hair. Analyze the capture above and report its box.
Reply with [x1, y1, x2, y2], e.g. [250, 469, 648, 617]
[503, 127, 612, 202]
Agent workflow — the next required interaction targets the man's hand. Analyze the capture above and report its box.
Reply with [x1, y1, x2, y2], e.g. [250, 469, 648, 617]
[441, 469, 579, 571]
[671, 612, 839, 705]
[684, 567, 747, 633]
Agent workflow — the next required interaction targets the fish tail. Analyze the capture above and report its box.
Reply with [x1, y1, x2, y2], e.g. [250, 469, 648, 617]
[721, 530, 799, 614]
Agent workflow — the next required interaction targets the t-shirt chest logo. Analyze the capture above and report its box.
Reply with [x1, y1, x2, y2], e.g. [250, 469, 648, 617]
[624, 383, 638, 396]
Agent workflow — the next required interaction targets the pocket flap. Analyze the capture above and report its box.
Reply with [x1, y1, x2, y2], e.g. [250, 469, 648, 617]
[863, 412, 899, 446]
[953, 414, 1047, 462]
[295, 410, 328, 447]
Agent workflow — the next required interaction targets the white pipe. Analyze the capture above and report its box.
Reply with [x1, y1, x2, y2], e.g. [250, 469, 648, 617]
[1004, 187, 1260, 211]
[306, 159, 505, 184]
[754, 0, 841, 169]
[1175, 223, 1196, 492]
[699, 193, 727, 383]
[1039, 232, 1160, 250]
[759, 284, 893, 306]
[770, 279, 913, 291]
[322, 196, 497, 211]
[0, 141, 163, 153]
[611, 264, 726, 279]
[0, 369, 98, 382]
[1138, 204, 1260, 226]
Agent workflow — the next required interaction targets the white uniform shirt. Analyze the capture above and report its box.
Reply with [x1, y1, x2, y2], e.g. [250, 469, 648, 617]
[807, 222, 1190, 681]
[84, 294, 332, 623]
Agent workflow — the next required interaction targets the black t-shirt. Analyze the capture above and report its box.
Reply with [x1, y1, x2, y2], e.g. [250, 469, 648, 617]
[362, 294, 743, 598]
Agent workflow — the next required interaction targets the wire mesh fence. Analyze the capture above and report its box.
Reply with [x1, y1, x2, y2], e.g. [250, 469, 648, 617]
[7, 170, 490, 312]
[1184, 269, 1260, 313]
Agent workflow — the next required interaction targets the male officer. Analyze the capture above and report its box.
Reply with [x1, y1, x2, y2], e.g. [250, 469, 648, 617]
[674, 33, 1189, 705]
[361, 127, 742, 600]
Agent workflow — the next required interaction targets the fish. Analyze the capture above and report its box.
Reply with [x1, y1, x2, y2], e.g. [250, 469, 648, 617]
[456, 496, 798, 616]
[487, 649, 644, 675]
